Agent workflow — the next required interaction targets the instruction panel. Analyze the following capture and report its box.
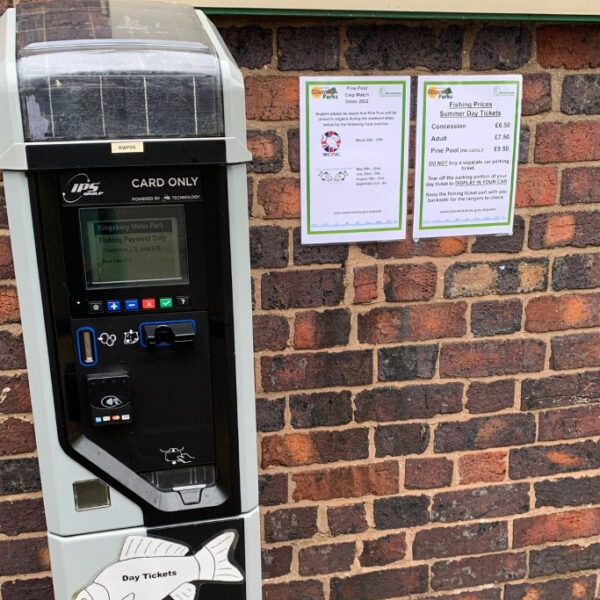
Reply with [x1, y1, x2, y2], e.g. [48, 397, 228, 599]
[414, 75, 522, 239]
[300, 76, 410, 244]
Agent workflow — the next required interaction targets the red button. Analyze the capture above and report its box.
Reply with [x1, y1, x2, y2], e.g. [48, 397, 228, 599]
[142, 298, 156, 310]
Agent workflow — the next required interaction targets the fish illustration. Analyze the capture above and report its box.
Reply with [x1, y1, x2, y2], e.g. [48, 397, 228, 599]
[73, 530, 244, 600]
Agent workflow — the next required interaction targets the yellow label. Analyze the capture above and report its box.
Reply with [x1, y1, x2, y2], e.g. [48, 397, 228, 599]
[111, 141, 144, 154]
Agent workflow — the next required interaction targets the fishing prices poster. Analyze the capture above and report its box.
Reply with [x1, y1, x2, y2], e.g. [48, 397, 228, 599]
[413, 74, 522, 239]
[300, 76, 411, 244]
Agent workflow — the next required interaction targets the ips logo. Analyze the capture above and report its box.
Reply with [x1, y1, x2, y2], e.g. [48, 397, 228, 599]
[62, 173, 104, 203]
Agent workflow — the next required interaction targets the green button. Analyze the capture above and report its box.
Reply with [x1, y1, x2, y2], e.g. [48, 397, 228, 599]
[159, 297, 173, 309]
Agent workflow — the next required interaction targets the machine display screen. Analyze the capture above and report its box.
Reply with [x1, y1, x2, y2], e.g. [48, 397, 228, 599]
[80, 205, 189, 288]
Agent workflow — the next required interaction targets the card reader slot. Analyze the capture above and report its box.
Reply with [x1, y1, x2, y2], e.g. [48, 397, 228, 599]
[76, 327, 97, 367]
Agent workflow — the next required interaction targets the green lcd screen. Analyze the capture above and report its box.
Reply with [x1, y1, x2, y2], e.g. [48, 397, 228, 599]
[80, 205, 189, 289]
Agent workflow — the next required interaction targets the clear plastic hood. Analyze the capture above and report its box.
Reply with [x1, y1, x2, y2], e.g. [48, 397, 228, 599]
[16, 0, 224, 141]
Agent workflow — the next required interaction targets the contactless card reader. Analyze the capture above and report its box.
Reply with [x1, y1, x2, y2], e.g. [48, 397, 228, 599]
[0, 1, 260, 598]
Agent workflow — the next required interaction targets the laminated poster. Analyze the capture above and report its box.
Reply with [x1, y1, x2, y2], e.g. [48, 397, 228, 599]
[300, 76, 411, 244]
[414, 75, 522, 239]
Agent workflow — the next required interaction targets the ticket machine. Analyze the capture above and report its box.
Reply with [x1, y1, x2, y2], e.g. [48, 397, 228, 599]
[0, 1, 260, 598]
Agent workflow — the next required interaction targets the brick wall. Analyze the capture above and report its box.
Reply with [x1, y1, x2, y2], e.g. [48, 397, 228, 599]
[2, 6, 600, 600]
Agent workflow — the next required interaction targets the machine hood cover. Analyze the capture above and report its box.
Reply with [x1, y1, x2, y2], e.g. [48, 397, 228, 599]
[16, 0, 224, 141]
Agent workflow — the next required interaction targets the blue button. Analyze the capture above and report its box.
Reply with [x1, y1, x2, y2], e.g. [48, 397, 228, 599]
[125, 299, 139, 311]
[95, 416, 102, 423]
[107, 300, 121, 312]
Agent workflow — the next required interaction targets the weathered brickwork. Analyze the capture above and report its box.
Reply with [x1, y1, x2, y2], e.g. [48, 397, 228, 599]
[4, 10, 600, 600]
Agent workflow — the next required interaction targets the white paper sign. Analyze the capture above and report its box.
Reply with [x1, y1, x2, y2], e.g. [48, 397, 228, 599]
[300, 76, 410, 244]
[414, 75, 522, 239]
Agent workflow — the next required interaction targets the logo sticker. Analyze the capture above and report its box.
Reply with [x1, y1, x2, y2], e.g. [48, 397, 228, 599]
[62, 173, 104, 203]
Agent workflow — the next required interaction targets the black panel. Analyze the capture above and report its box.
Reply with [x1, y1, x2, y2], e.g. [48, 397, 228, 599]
[29, 165, 242, 526]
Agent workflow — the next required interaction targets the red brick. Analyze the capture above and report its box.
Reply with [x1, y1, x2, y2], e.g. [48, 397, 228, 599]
[561, 167, 600, 205]
[259, 474, 288, 506]
[253, 315, 289, 351]
[0, 285, 19, 324]
[539, 404, 600, 441]
[444, 259, 548, 298]
[0, 538, 49, 575]
[510, 441, 600, 479]
[505, 575, 597, 600]
[414, 521, 508, 560]
[529, 211, 600, 250]
[375, 423, 429, 457]
[522, 73, 552, 116]
[0, 235, 14, 279]
[432, 552, 526, 590]
[535, 122, 600, 163]
[535, 474, 600, 508]
[515, 167, 557, 207]
[526, 293, 600, 333]
[327, 503, 368, 535]
[245, 76, 299, 120]
[0, 374, 31, 414]
[256, 397, 285, 432]
[466, 380, 515, 414]
[405, 457, 453, 489]
[261, 546, 292, 579]
[417, 592, 500, 600]
[384, 263, 437, 301]
[330, 566, 428, 600]
[362, 233, 467, 260]
[264, 506, 318, 543]
[261, 429, 368, 467]
[298, 542, 355, 576]
[292, 461, 398, 501]
[552, 332, 600, 370]
[1, 578, 54, 600]
[353, 265, 378, 304]
[440, 339, 545, 378]
[433, 483, 529, 523]
[261, 350, 372, 392]
[470, 299, 522, 337]
[537, 25, 600, 68]
[0, 498, 46, 535]
[0, 332, 26, 370]
[293, 309, 350, 349]
[290, 391, 352, 428]
[0, 418, 35, 456]
[552, 253, 600, 291]
[247, 130, 283, 173]
[261, 269, 344, 310]
[522, 371, 600, 410]
[530, 542, 600, 577]
[514, 507, 600, 547]
[374, 495, 430, 529]
[264, 580, 323, 600]
[435, 414, 535, 452]
[257, 178, 300, 218]
[459, 451, 507, 484]
[360, 533, 406, 566]
[358, 303, 466, 344]
[355, 383, 463, 422]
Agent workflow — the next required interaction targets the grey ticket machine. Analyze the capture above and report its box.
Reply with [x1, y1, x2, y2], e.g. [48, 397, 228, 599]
[0, 2, 261, 598]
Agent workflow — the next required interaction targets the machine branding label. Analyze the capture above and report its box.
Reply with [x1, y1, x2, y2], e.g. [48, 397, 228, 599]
[62, 173, 104, 203]
[60, 168, 203, 206]
[73, 531, 244, 600]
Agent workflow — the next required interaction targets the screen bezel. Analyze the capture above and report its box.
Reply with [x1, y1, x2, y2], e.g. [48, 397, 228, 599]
[79, 204, 190, 290]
